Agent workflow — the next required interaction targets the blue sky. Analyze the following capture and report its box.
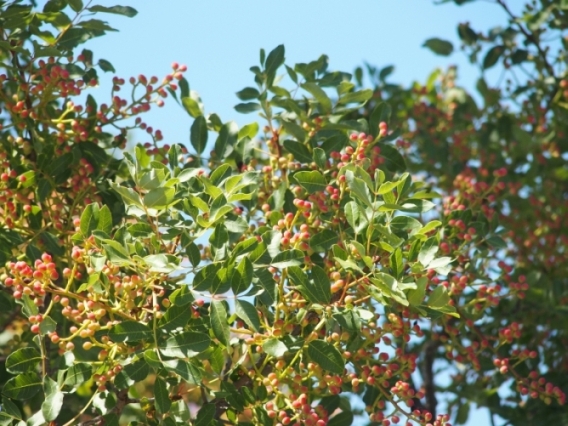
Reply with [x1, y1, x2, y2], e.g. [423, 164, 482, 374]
[86, 1, 513, 424]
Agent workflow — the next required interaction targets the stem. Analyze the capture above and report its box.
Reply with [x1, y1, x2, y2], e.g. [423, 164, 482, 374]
[494, 0, 558, 109]
[63, 389, 99, 426]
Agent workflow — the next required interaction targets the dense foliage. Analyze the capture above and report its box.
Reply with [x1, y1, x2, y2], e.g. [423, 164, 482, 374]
[0, 1, 566, 425]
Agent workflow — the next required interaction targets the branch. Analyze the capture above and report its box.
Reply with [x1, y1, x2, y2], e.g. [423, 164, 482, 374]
[420, 340, 441, 418]
[76, 389, 130, 426]
[495, 0, 558, 109]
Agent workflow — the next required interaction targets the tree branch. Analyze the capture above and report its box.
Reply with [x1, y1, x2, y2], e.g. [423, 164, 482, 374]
[495, 0, 558, 108]
[420, 340, 441, 418]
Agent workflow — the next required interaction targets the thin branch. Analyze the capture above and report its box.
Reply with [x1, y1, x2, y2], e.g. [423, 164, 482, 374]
[495, 0, 558, 109]
[421, 340, 441, 417]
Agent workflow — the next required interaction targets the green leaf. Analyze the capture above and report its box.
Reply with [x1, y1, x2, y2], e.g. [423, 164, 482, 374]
[193, 264, 221, 292]
[289, 264, 331, 304]
[486, 235, 507, 249]
[457, 23, 477, 45]
[42, 377, 63, 421]
[120, 359, 149, 384]
[215, 121, 238, 158]
[423, 38, 454, 56]
[108, 321, 152, 342]
[309, 229, 338, 252]
[190, 116, 208, 154]
[455, 402, 470, 425]
[0, 396, 22, 422]
[510, 49, 528, 65]
[2, 373, 41, 400]
[19, 170, 36, 188]
[210, 301, 230, 347]
[328, 411, 354, 426]
[182, 96, 203, 118]
[235, 300, 260, 332]
[238, 122, 259, 140]
[271, 249, 304, 268]
[338, 89, 373, 105]
[263, 339, 288, 357]
[160, 332, 211, 358]
[370, 102, 391, 137]
[254, 267, 276, 303]
[408, 277, 428, 306]
[390, 248, 403, 279]
[390, 216, 423, 235]
[68, 0, 83, 12]
[313, 147, 327, 169]
[307, 340, 344, 374]
[428, 256, 453, 274]
[144, 187, 175, 209]
[98, 58, 115, 72]
[309, 264, 331, 304]
[6, 347, 41, 374]
[345, 172, 372, 208]
[25, 410, 46, 426]
[294, 170, 326, 193]
[418, 238, 439, 267]
[159, 304, 190, 331]
[380, 144, 406, 172]
[301, 82, 332, 113]
[163, 360, 202, 385]
[102, 240, 132, 266]
[87, 5, 137, 17]
[195, 404, 216, 426]
[265, 44, 285, 87]
[236, 87, 260, 101]
[64, 363, 92, 387]
[144, 254, 178, 273]
[283, 140, 312, 163]
[80, 203, 112, 237]
[281, 120, 307, 142]
[154, 377, 171, 415]
[418, 220, 442, 234]
[483, 45, 504, 69]
[110, 183, 143, 208]
[232, 256, 253, 294]
[37, 179, 52, 202]
[428, 285, 451, 308]
[370, 273, 408, 306]
[235, 102, 261, 114]
[344, 201, 360, 231]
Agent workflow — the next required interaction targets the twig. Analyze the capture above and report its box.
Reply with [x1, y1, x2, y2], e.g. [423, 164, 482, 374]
[421, 340, 441, 418]
[494, 0, 559, 109]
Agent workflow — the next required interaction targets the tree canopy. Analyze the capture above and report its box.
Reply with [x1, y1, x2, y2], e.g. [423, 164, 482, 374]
[0, 1, 566, 426]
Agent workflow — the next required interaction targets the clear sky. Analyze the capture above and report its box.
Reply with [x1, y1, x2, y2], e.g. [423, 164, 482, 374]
[86, 1, 512, 424]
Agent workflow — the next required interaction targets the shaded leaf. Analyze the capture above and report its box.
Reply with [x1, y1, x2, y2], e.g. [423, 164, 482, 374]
[42, 377, 64, 421]
[88, 5, 137, 17]
[154, 377, 171, 415]
[190, 116, 208, 154]
[423, 38, 454, 56]
[483, 45, 504, 69]
[160, 332, 211, 358]
[210, 301, 230, 347]
[2, 373, 41, 400]
[108, 321, 152, 342]
[294, 170, 326, 193]
[6, 347, 41, 374]
[235, 300, 260, 332]
[301, 82, 332, 113]
[307, 340, 344, 374]
[262, 339, 288, 357]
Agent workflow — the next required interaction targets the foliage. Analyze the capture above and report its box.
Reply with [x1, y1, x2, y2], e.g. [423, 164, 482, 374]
[0, 1, 566, 426]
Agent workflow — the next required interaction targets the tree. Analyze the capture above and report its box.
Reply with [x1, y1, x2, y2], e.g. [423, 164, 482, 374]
[0, 1, 566, 426]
